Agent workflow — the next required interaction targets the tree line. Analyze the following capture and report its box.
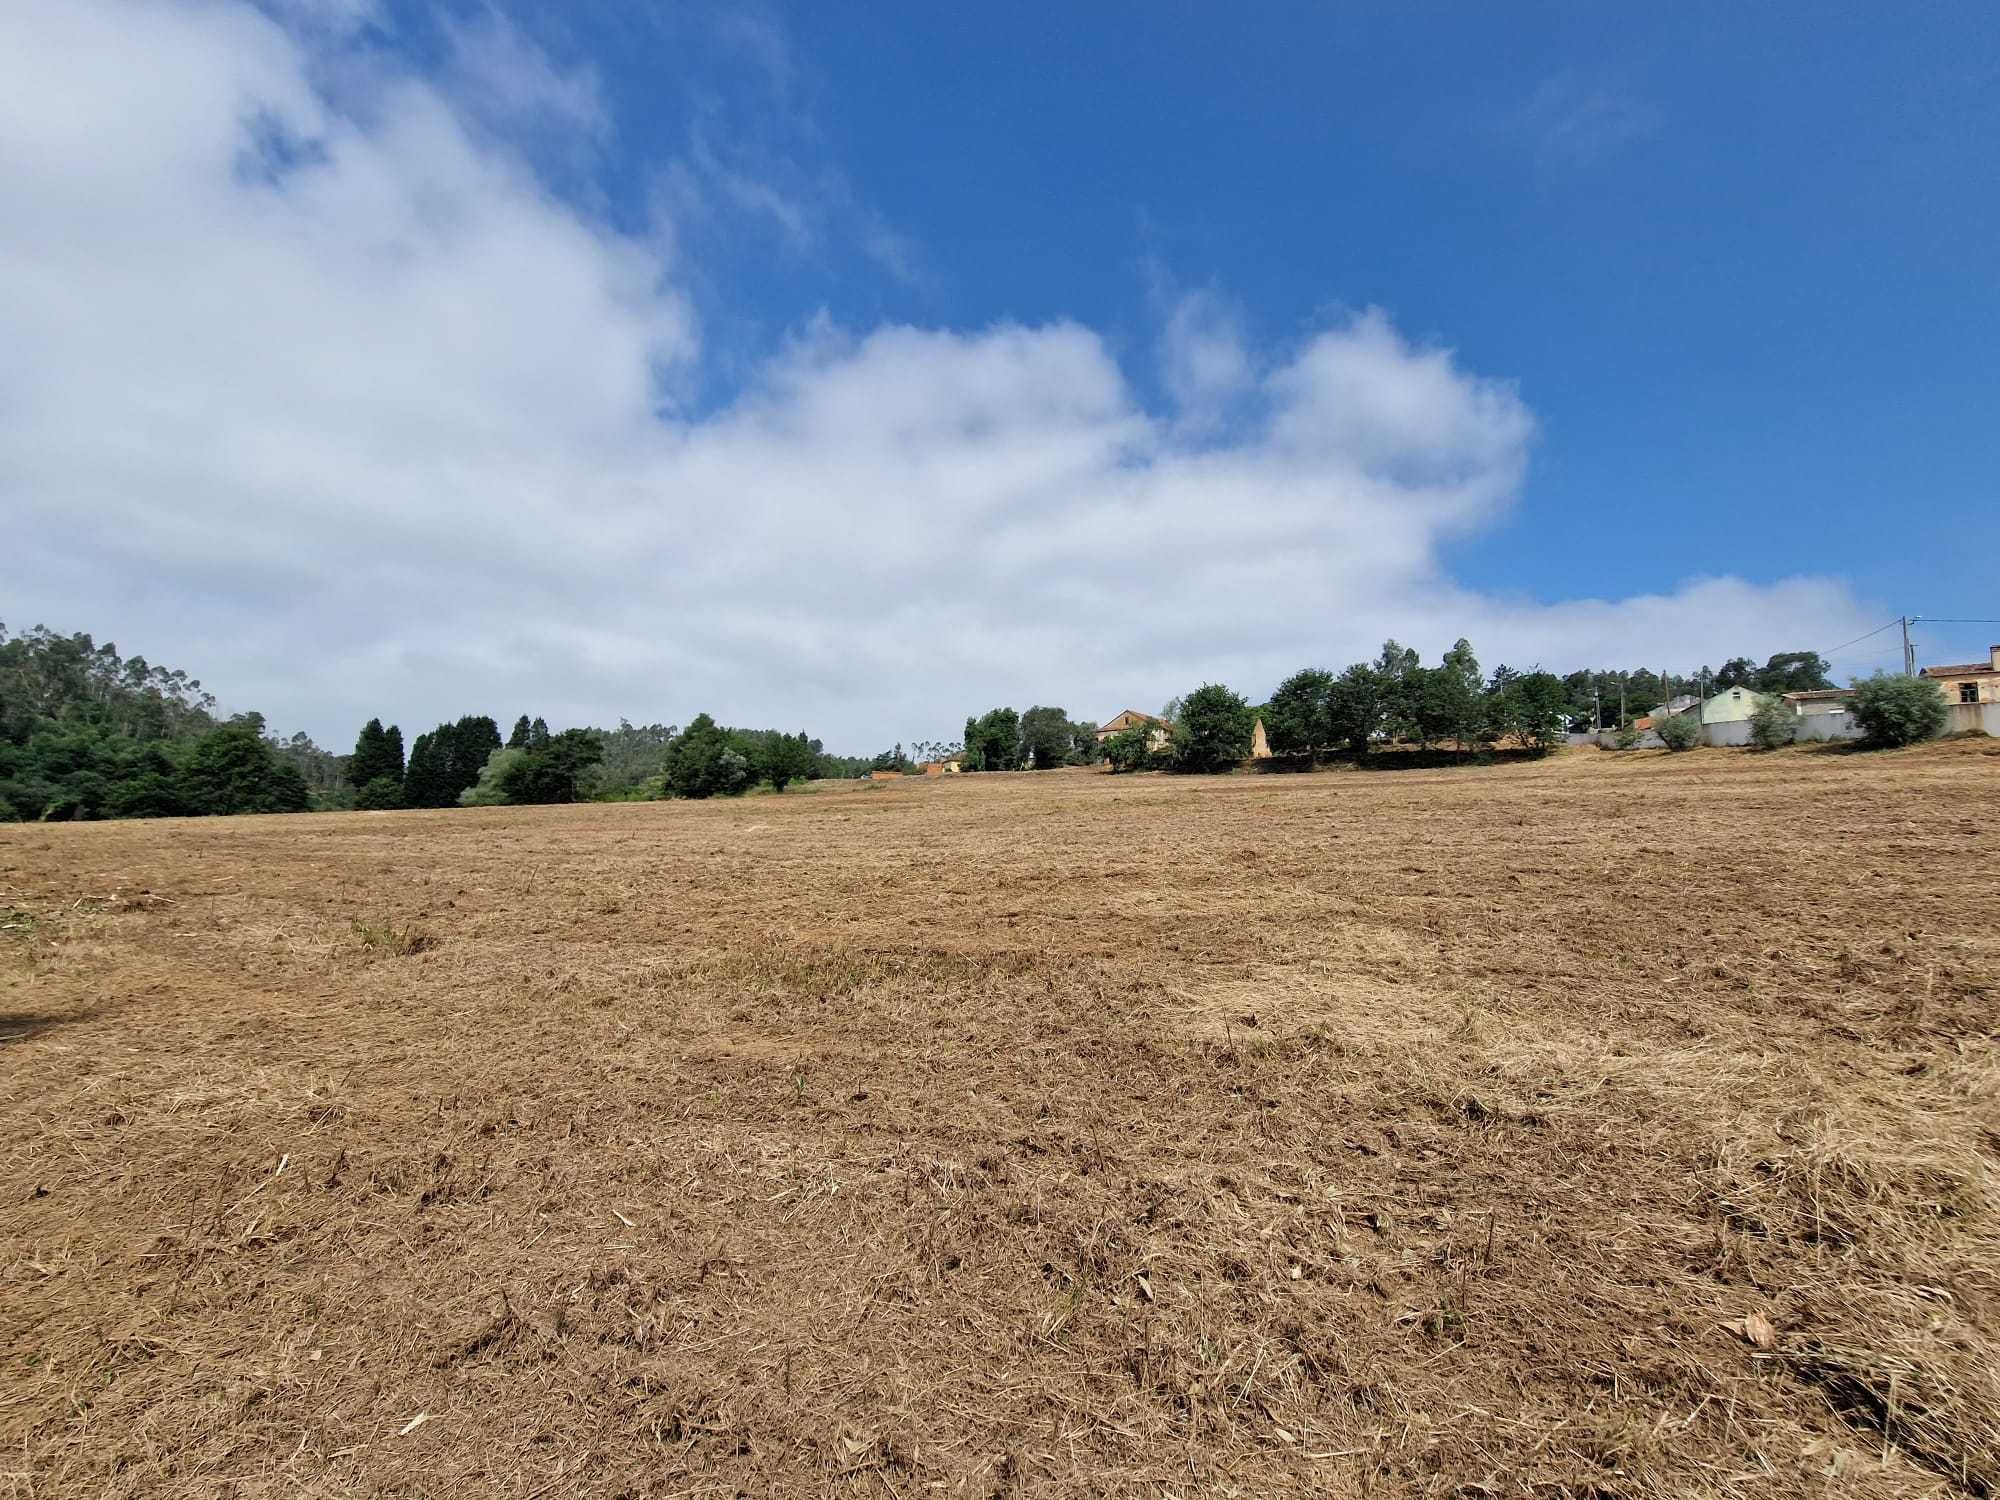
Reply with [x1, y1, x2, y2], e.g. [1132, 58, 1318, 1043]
[327, 711, 849, 809]
[0, 619, 1929, 822]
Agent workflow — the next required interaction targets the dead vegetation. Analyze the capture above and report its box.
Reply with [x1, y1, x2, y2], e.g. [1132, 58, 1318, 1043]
[1, 743, 1995, 1497]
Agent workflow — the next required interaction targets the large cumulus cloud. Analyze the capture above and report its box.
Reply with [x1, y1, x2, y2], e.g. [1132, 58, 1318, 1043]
[0, 1, 1875, 747]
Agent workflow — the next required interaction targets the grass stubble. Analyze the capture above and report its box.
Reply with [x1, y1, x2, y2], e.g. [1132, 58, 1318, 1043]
[1, 739, 1996, 1497]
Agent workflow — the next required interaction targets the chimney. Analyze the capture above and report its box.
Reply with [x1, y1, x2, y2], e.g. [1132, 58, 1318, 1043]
[1990, 645, 2000, 672]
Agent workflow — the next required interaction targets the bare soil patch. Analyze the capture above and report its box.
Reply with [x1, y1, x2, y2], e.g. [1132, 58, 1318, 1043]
[3, 744, 1996, 1497]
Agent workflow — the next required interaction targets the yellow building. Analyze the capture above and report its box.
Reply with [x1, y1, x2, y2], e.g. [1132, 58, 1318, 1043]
[1922, 646, 2000, 706]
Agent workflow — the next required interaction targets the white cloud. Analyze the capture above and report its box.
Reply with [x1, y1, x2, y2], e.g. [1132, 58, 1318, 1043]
[1, 1, 1872, 749]
[1156, 287, 1254, 433]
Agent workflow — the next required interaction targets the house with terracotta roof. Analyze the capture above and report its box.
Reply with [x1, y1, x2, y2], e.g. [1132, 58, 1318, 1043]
[1922, 646, 2000, 706]
[1094, 709, 1172, 750]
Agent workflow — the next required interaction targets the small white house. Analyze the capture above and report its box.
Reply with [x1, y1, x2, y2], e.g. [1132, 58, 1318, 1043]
[1699, 686, 1762, 725]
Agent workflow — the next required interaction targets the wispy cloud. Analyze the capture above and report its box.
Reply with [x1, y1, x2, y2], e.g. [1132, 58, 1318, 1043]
[1506, 71, 1663, 170]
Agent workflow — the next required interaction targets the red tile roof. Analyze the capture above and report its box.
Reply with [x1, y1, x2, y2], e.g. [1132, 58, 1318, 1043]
[1922, 663, 1998, 678]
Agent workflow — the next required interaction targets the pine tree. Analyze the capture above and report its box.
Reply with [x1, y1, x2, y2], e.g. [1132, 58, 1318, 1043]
[529, 716, 550, 749]
[507, 715, 532, 749]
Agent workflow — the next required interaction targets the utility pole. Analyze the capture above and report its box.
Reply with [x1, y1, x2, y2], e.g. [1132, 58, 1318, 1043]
[1902, 616, 1917, 676]
[1619, 673, 1627, 728]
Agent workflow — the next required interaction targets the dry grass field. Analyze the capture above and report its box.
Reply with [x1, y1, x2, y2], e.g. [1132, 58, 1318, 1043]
[3, 742, 1998, 1498]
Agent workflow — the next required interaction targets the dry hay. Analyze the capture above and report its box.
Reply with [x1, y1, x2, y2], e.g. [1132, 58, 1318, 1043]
[2, 741, 1997, 1497]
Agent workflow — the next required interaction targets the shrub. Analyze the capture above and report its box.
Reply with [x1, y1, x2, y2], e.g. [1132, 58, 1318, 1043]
[1657, 712, 1702, 751]
[1102, 723, 1162, 772]
[459, 748, 525, 806]
[1851, 673, 1948, 747]
[1748, 694, 1796, 750]
[355, 776, 404, 811]
[1612, 724, 1644, 751]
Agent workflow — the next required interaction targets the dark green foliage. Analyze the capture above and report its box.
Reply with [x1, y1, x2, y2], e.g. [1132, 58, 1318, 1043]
[355, 776, 404, 810]
[760, 731, 818, 792]
[497, 728, 603, 803]
[529, 717, 550, 749]
[269, 731, 346, 806]
[0, 623, 327, 821]
[1657, 712, 1702, 751]
[0, 623, 217, 745]
[403, 715, 505, 807]
[1020, 706, 1077, 769]
[348, 718, 405, 792]
[507, 715, 532, 749]
[964, 709, 1021, 772]
[663, 714, 750, 799]
[1487, 671, 1569, 751]
[1403, 665, 1481, 749]
[403, 732, 443, 808]
[1327, 665, 1389, 754]
[1265, 668, 1336, 757]
[1172, 683, 1253, 772]
[1748, 695, 1796, 750]
[1752, 652, 1834, 694]
[871, 744, 914, 774]
[1102, 722, 1163, 772]
[1851, 674, 1948, 747]
[104, 768, 190, 819]
[175, 723, 311, 815]
[1715, 657, 1757, 690]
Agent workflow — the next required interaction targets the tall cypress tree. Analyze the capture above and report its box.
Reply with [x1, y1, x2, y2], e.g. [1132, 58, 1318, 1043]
[404, 732, 441, 808]
[450, 715, 501, 798]
[348, 718, 388, 788]
[348, 718, 407, 793]
[381, 724, 406, 786]
[529, 716, 550, 749]
[507, 715, 531, 749]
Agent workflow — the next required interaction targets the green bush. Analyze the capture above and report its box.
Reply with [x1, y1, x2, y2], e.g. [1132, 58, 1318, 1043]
[459, 747, 525, 806]
[1102, 723, 1162, 772]
[1612, 724, 1644, 751]
[355, 776, 404, 811]
[1748, 695, 1796, 750]
[1850, 673, 1948, 747]
[1656, 712, 1702, 751]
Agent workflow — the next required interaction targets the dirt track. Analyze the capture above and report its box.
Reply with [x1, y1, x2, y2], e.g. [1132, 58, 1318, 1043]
[4, 743, 1997, 1498]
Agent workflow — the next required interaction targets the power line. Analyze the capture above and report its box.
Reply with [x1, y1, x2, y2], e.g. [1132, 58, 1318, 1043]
[1912, 617, 2000, 625]
[1820, 619, 1901, 657]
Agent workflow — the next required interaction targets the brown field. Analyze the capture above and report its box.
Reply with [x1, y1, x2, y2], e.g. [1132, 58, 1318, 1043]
[3, 743, 1998, 1498]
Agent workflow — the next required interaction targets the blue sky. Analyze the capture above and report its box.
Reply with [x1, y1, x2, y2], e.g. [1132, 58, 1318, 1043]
[5, 1, 1995, 744]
